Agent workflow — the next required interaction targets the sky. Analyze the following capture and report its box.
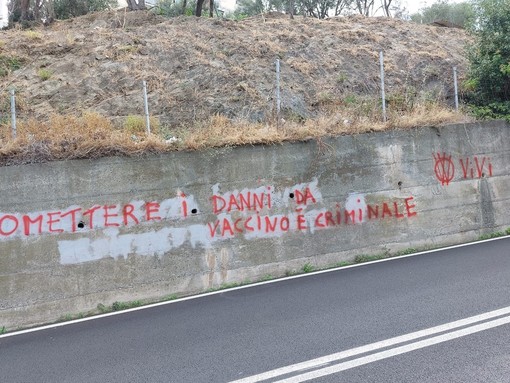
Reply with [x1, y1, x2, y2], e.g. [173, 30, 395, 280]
[405, 1, 430, 14]
[0, 0, 7, 28]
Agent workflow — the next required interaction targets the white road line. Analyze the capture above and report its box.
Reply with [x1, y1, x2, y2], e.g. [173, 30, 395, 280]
[274, 314, 510, 383]
[229, 305, 510, 383]
[1, 236, 508, 339]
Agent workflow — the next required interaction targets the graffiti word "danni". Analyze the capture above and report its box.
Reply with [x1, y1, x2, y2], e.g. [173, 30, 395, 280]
[211, 187, 273, 214]
[210, 179, 322, 215]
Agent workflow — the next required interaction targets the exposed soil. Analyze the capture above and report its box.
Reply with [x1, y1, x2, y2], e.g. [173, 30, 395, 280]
[0, 10, 470, 129]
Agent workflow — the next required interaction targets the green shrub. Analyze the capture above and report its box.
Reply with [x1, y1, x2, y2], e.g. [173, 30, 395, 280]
[354, 252, 390, 263]
[0, 55, 24, 77]
[465, 0, 510, 118]
[97, 303, 109, 313]
[37, 68, 52, 81]
[469, 102, 510, 122]
[124, 115, 160, 135]
[153, 0, 197, 17]
[111, 300, 142, 311]
[24, 30, 42, 39]
[479, 231, 504, 240]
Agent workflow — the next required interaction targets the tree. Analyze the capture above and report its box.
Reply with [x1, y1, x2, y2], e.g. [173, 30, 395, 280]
[353, 0, 374, 15]
[235, 0, 286, 16]
[127, 0, 145, 10]
[153, 0, 196, 17]
[10, 0, 55, 22]
[195, 0, 213, 16]
[234, 0, 352, 18]
[333, 0, 352, 15]
[466, 0, 510, 117]
[380, 0, 405, 17]
[53, 0, 117, 19]
[410, 0, 474, 28]
[20, 0, 30, 19]
[300, 0, 335, 18]
[9, 0, 116, 23]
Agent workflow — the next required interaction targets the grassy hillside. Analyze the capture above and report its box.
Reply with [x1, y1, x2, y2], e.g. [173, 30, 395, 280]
[0, 10, 473, 164]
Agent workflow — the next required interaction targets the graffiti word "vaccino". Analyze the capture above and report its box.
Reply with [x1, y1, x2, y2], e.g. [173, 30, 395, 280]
[433, 153, 494, 186]
[208, 197, 417, 239]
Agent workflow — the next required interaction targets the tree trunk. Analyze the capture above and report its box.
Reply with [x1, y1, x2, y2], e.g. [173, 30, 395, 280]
[45, 0, 55, 22]
[209, 0, 213, 17]
[34, 0, 41, 22]
[20, 0, 30, 20]
[127, 0, 146, 11]
[195, 0, 205, 16]
[382, 0, 392, 17]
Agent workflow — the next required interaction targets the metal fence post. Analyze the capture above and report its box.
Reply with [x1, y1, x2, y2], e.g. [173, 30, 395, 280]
[379, 51, 387, 123]
[142, 80, 151, 135]
[10, 89, 16, 139]
[275, 58, 281, 127]
[453, 66, 459, 111]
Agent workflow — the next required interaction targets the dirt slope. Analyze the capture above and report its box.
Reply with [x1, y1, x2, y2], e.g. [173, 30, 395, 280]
[0, 10, 470, 130]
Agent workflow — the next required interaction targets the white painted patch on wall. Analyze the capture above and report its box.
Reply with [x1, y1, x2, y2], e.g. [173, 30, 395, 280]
[56, 179, 324, 264]
[345, 193, 367, 224]
[58, 225, 211, 265]
[24, 178, 412, 265]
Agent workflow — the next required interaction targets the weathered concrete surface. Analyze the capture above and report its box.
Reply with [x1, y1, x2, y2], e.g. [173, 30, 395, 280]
[1, 121, 509, 330]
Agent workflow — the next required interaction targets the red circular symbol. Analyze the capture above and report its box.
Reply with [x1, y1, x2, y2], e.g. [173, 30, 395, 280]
[433, 153, 455, 186]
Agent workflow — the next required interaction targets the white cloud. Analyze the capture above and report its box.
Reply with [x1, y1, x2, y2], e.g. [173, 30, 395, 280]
[218, 0, 236, 12]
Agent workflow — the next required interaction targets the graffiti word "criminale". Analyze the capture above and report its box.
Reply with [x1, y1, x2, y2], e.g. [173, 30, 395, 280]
[207, 197, 417, 239]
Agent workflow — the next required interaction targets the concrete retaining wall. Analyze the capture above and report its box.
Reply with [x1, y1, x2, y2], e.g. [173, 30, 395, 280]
[1, 121, 509, 330]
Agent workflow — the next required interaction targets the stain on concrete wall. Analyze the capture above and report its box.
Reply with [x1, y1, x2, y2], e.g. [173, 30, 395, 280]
[1, 121, 509, 330]
[479, 178, 495, 229]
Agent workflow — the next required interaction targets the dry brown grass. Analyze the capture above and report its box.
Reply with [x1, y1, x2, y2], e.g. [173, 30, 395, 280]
[0, 113, 169, 166]
[0, 100, 473, 166]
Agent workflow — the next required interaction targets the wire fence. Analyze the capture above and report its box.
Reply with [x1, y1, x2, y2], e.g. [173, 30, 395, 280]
[2, 50, 464, 139]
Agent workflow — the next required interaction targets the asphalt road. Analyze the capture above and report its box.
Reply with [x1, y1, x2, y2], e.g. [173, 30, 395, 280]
[1, 237, 510, 383]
